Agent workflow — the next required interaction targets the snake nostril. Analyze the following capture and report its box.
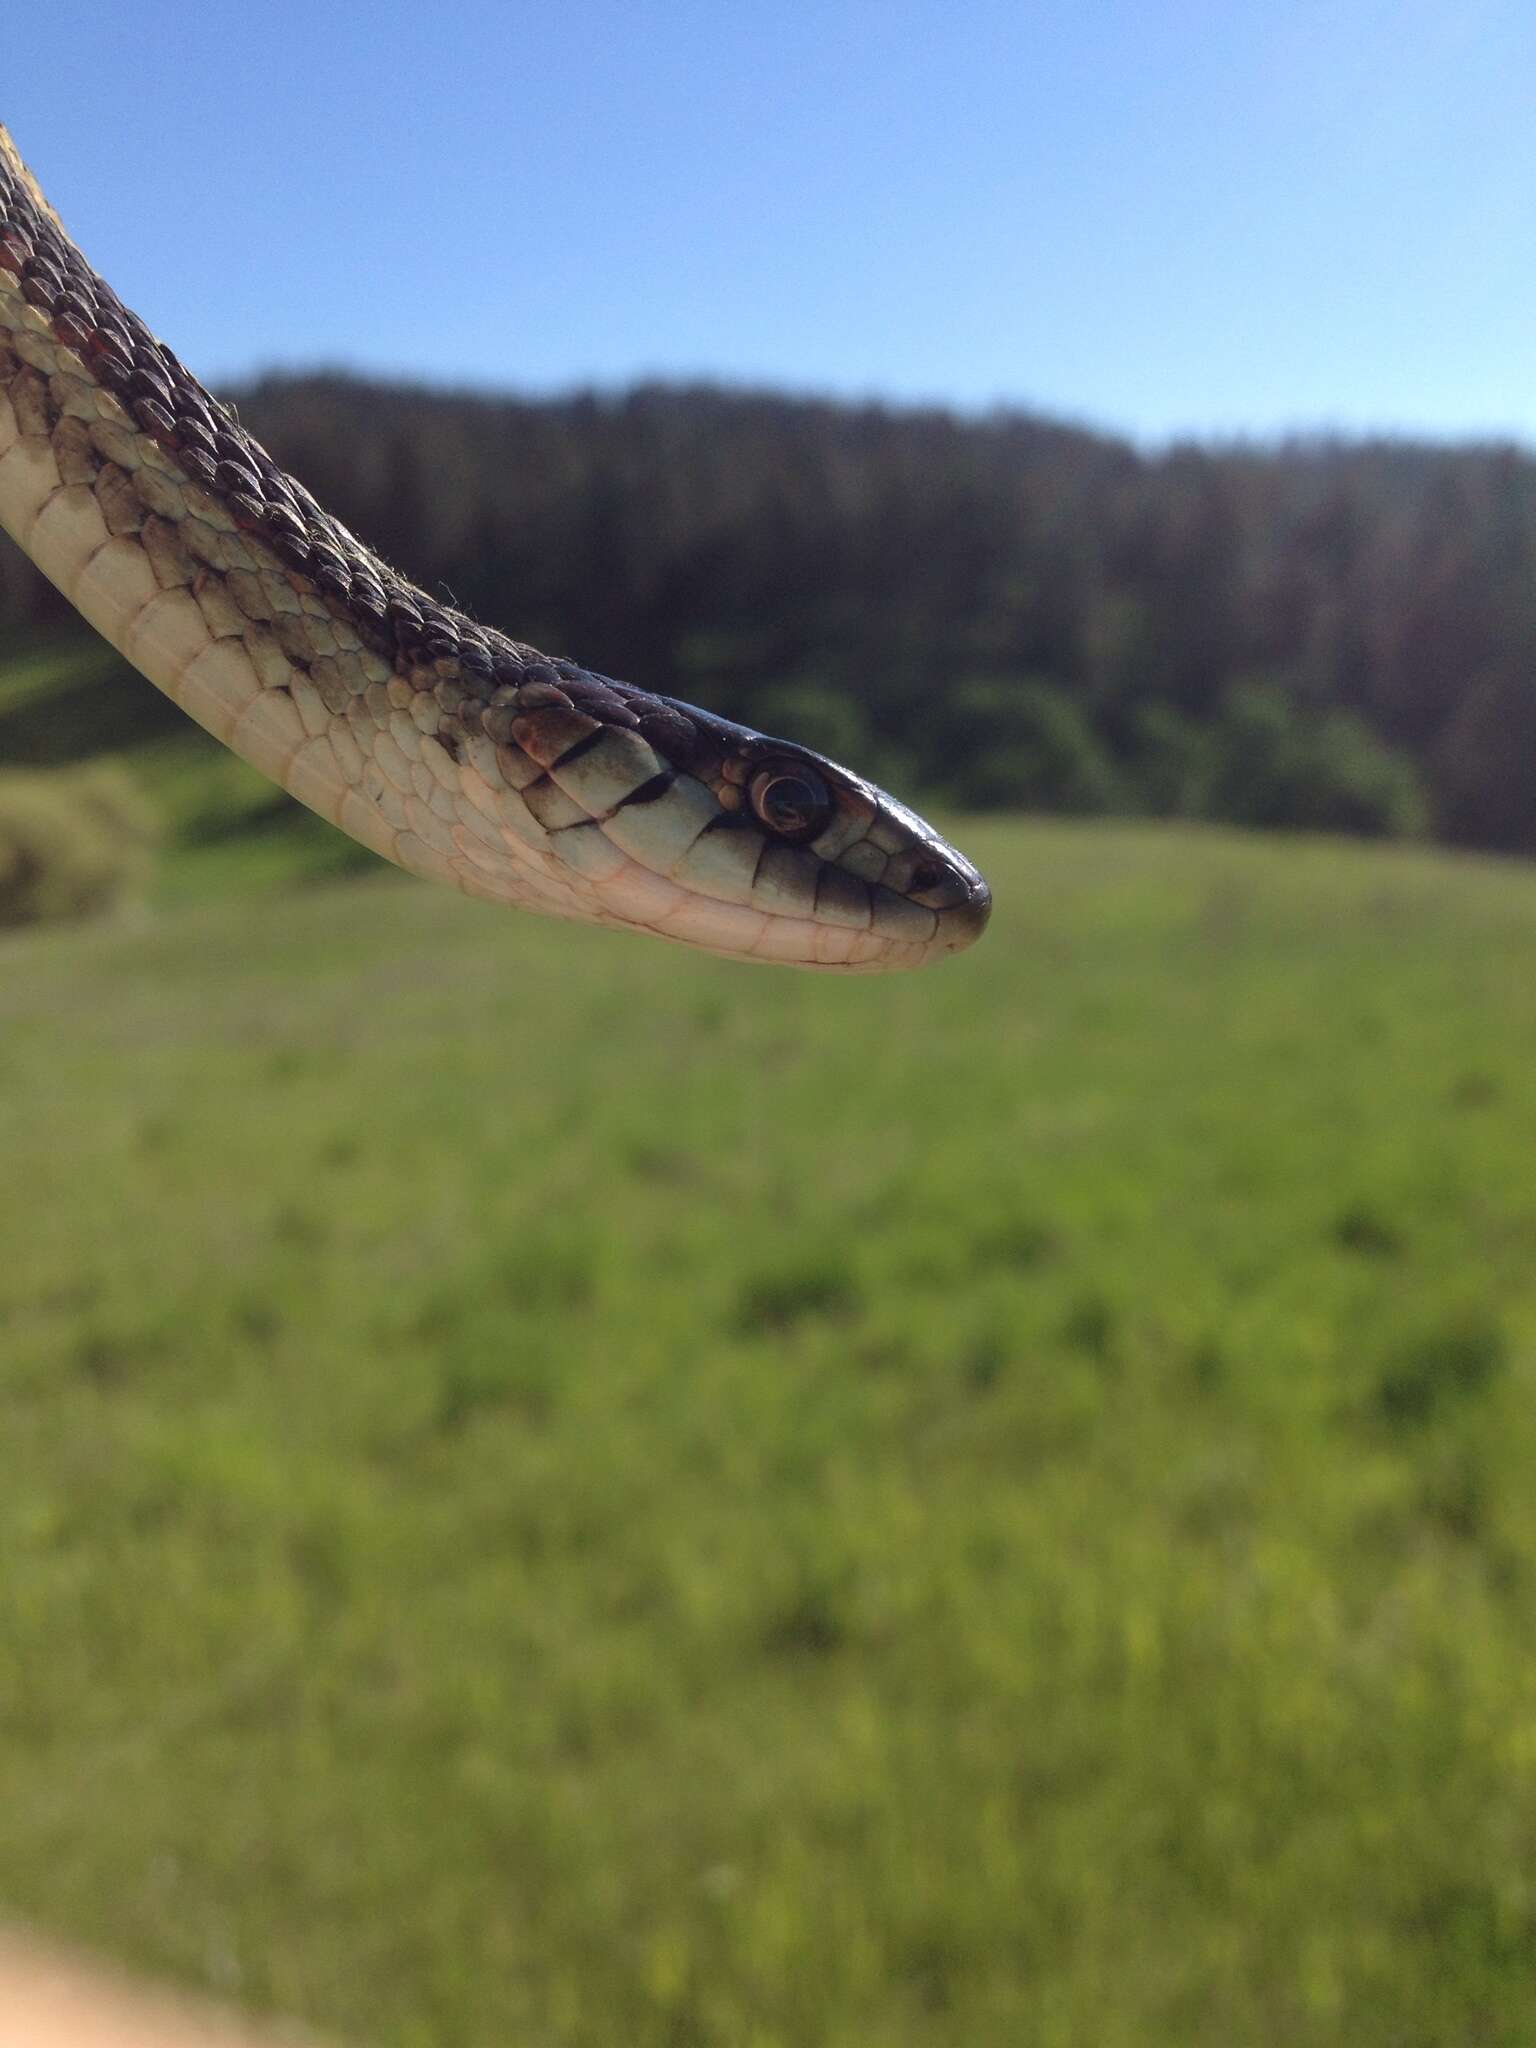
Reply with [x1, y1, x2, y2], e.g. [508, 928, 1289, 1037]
[907, 852, 987, 916]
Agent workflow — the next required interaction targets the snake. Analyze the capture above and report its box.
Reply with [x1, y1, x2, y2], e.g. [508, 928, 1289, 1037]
[0, 125, 990, 971]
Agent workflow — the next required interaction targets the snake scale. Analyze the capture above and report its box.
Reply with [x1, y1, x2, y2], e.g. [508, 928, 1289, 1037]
[0, 125, 990, 970]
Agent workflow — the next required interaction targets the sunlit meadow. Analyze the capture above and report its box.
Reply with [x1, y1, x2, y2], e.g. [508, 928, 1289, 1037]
[3, 770, 1536, 2045]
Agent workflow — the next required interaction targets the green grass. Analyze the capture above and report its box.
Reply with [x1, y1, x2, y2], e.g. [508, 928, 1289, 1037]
[0, 635, 372, 905]
[3, 818, 1536, 2047]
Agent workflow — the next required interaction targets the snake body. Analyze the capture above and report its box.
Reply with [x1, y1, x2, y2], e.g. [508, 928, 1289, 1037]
[0, 127, 989, 969]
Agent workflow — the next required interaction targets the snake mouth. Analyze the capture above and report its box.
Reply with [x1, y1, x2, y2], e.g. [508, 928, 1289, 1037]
[571, 791, 990, 970]
[505, 711, 992, 970]
[572, 838, 991, 972]
[936, 871, 992, 953]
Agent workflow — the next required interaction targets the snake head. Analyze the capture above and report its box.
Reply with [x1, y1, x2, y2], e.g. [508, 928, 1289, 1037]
[477, 673, 991, 970]
[0, 120, 992, 973]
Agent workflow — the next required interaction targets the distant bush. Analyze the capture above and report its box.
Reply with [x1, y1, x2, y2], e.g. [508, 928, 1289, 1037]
[749, 681, 874, 770]
[939, 678, 1122, 813]
[0, 762, 159, 928]
[1129, 702, 1218, 818]
[1209, 679, 1427, 838]
[748, 681, 921, 801]
[1134, 680, 1427, 840]
[925, 671, 1423, 839]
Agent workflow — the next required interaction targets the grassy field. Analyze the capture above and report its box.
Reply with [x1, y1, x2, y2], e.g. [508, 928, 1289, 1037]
[3, 809, 1536, 2047]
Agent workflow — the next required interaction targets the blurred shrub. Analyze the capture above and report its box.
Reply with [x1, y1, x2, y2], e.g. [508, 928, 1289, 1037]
[1130, 700, 1219, 818]
[0, 761, 159, 928]
[1134, 678, 1427, 839]
[749, 681, 873, 769]
[734, 1257, 862, 1334]
[1331, 1201, 1405, 1258]
[927, 671, 1420, 838]
[939, 678, 1122, 813]
[1374, 1316, 1508, 1428]
[1202, 678, 1428, 838]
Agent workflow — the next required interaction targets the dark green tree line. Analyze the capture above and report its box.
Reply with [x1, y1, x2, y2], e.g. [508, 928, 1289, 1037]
[6, 375, 1536, 850]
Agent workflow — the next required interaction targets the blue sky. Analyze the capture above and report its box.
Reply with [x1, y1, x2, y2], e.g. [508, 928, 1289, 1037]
[9, 1, 1535, 443]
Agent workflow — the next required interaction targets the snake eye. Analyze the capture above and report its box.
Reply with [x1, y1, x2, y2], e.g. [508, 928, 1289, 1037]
[749, 762, 833, 842]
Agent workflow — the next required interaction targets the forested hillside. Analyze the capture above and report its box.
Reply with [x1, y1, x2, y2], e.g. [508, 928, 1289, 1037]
[4, 375, 1535, 853]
